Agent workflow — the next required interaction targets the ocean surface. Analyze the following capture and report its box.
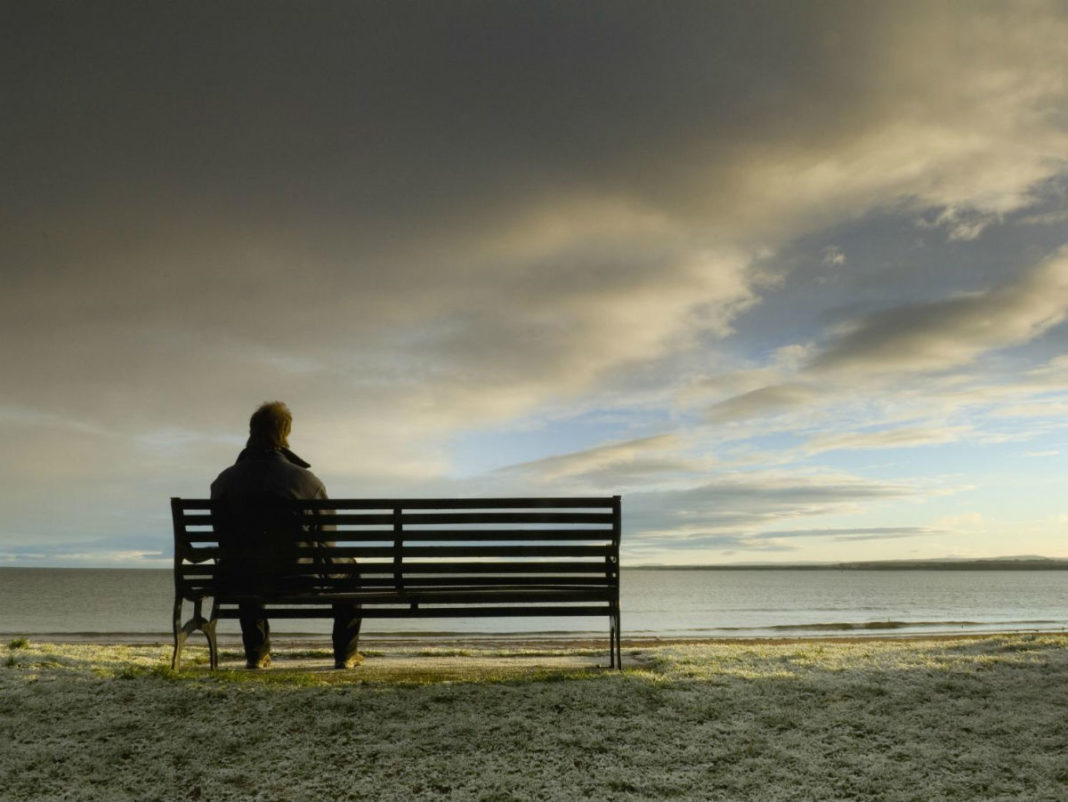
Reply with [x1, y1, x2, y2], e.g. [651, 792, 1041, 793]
[0, 567, 1065, 639]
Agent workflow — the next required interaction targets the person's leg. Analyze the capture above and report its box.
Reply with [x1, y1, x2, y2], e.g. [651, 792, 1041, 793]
[332, 603, 362, 668]
[239, 602, 271, 667]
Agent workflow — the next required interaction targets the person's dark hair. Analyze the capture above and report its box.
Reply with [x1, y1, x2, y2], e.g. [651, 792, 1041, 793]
[248, 401, 292, 450]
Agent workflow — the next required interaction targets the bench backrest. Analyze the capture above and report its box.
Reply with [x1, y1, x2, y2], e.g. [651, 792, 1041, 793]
[172, 496, 621, 601]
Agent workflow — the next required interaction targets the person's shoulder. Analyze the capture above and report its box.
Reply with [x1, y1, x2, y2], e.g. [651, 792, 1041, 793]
[294, 466, 328, 499]
[210, 464, 238, 498]
[273, 459, 326, 499]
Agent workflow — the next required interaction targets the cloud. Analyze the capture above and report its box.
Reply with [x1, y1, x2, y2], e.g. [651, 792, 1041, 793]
[821, 246, 846, 268]
[706, 384, 818, 423]
[933, 513, 984, 530]
[613, 470, 952, 562]
[1016, 209, 1068, 227]
[1022, 354, 1068, 387]
[626, 471, 922, 539]
[0, 539, 171, 568]
[50, 551, 170, 567]
[751, 526, 944, 542]
[2, 3, 1068, 562]
[5, 4, 1067, 430]
[808, 247, 1068, 377]
[803, 425, 972, 454]
[624, 533, 795, 556]
[498, 434, 710, 489]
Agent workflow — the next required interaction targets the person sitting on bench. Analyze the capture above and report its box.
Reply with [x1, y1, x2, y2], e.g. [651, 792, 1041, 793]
[210, 401, 362, 669]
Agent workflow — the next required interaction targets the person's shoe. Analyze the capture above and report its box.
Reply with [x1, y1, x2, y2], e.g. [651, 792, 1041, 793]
[334, 654, 364, 669]
[246, 654, 271, 669]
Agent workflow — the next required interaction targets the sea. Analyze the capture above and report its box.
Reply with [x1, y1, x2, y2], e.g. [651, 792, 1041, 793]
[1, 567, 1065, 641]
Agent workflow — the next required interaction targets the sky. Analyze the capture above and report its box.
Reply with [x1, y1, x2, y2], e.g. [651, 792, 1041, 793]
[3, 1, 1068, 567]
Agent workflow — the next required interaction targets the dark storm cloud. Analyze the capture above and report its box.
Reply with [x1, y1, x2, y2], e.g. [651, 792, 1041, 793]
[3, 2, 881, 223]
[4, 0, 1063, 395]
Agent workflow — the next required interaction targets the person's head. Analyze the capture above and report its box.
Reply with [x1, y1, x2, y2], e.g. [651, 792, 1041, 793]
[247, 401, 292, 450]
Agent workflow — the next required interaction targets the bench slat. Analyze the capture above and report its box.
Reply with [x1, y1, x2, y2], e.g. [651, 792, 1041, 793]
[330, 561, 613, 574]
[330, 528, 613, 542]
[278, 545, 613, 559]
[177, 529, 617, 544]
[178, 568, 615, 586]
[177, 497, 615, 512]
[398, 512, 614, 525]
[222, 587, 611, 603]
[333, 576, 615, 587]
[286, 497, 616, 510]
[180, 574, 615, 588]
[180, 516, 617, 529]
[214, 605, 614, 619]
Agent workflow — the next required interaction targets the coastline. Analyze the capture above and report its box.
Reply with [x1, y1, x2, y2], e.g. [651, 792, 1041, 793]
[10, 626, 1067, 650]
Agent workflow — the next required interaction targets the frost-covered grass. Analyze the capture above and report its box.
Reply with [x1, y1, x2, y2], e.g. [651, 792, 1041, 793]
[2, 635, 1067, 801]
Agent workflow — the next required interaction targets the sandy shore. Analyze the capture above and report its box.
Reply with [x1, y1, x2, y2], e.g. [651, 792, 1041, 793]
[3, 633, 1067, 800]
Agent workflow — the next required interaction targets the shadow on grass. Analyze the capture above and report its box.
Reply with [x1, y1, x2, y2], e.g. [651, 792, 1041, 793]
[124, 644, 618, 687]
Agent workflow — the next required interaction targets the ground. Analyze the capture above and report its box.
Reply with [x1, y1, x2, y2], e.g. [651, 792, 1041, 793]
[2, 634, 1066, 801]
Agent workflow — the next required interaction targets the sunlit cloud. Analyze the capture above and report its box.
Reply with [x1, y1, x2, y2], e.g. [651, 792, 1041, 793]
[497, 434, 713, 491]
[803, 425, 973, 455]
[706, 384, 818, 423]
[750, 527, 944, 542]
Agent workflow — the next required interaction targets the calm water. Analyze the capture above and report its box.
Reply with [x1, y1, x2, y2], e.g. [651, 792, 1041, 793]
[0, 567, 1064, 638]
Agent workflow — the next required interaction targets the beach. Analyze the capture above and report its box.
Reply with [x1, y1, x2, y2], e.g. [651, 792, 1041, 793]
[3, 633, 1066, 801]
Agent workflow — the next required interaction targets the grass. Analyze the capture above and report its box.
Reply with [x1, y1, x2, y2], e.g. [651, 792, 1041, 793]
[2, 634, 1066, 800]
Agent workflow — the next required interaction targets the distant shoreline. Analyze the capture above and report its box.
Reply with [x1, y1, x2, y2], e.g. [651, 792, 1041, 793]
[3, 558, 1068, 571]
[627, 558, 1068, 570]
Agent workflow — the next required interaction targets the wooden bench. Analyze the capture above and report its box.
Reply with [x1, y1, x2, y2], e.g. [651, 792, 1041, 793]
[170, 496, 622, 670]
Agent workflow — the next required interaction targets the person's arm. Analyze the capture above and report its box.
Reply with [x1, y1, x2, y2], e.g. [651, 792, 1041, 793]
[313, 484, 358, 584]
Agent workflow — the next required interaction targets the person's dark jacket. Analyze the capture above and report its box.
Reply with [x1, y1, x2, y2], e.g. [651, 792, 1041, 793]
[211, 446, 327, 502]
[210, 446, 336, 594]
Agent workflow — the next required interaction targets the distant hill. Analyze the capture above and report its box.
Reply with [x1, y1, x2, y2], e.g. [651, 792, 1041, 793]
[629, 557, 1068, 570]
[833, 557, 1068, 571]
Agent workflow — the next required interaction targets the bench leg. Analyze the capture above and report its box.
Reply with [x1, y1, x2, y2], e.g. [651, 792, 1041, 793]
[610, 615, 619, 670]
[171, 598, 184, 671]
[608, 612, 617, 670]
[206, 598, 220, 671]
[171, 597, 215, 671]
[611, 610, 622, 670]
